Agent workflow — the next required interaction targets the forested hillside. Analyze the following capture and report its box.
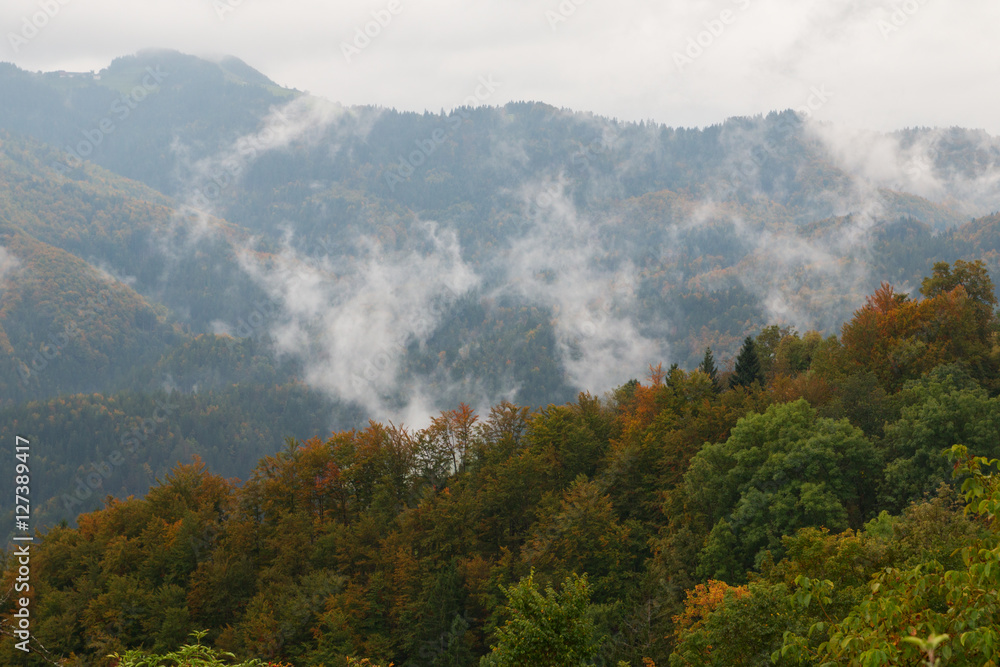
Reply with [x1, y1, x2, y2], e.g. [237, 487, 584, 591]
[6, 54, 1000, 550]
[2, 51, 1000, 665]
[3, 53, 1000, 408]
[3, 259, 999, 665]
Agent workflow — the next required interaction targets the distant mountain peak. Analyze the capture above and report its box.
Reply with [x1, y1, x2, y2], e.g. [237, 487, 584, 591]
[196, 52, 281, 88]
[102, 49, 283, 90]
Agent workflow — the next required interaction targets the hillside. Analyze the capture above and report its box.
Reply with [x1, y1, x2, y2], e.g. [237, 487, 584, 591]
[2, 54, 1000, 551]
[1, 259, 998, 665]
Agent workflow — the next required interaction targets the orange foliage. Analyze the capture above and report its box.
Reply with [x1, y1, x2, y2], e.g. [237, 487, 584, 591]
[425, 402, 479, 473]
[672, 579, 750, 636]
[841, 276, 998, 391]
[767, 372, 833, 407]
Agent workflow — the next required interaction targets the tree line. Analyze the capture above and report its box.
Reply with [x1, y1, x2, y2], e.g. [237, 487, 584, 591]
[2, 259, 999, 666]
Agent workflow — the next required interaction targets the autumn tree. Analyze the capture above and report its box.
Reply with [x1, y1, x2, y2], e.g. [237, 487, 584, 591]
[669, 580, 798, 667]
[521, 476, 633, 603]
[843, 261, 1000, 392]
[840, 282, 923, 391]
[419, 403, 481, 482]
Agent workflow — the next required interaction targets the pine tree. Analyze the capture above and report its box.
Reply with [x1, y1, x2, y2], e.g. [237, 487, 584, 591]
[699, 347, 720, 392]
[730, 336, 763, 389]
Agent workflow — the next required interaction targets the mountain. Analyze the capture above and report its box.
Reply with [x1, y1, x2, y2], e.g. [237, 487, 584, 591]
[4, 257, 999, 665]
[2, 50, 1000, 537]
[0, 50, 297, 193]
[2, 50, 1000, 666]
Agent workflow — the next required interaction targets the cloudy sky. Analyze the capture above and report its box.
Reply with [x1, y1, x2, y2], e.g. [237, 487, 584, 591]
[3, 0, 998, 132]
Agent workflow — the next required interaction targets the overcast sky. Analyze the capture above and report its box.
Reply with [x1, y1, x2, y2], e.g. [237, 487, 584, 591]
[2, 0, 999, 132]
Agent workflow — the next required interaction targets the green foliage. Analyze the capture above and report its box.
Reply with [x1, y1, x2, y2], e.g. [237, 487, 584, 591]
[669, 484, 985, 665]
[730, 337, 764, 389]
[695, 520, 742, 583]
[880, 365, 1000, 511]
[4, 261, 1000, 667]
[820, 368, 894, 439]
[920, 259, 998, 309]
[110, 630, 281, 666]
[521, 476, 634, 603]
[683, 584, 799, 666]
[481, 571, 602, 667]
[774, 330, 823, 376]
[755, 325, 790, 378]
[776, 445, 1000, 666]
[698, 347, 721, 392]
[684, 399, 880, 577]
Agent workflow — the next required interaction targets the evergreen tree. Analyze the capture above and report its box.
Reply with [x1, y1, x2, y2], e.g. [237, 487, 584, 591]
[699, 347, 721, 392]
[730, 336, 763, 389]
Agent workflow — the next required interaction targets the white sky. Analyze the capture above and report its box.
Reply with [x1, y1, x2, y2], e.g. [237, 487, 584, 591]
[2, 0, 999, 132]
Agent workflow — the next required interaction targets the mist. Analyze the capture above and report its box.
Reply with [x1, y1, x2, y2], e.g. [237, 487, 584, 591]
[120, 90, 1000, 422]
[0, 246, 20, 286]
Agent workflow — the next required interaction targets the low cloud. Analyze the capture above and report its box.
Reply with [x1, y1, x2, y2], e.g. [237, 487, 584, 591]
[176, 95, 349, 221]
[807, 119, 1000, 218]
[4, 1, 998, 133]
[237, 219, 481, 427]
[0, 246, 21, 286]
[504, 179, 668, 390]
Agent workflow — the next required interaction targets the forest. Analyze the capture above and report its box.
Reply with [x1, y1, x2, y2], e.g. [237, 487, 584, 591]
[3, 258, 1000, 666]
[3, 52, 1000, 667]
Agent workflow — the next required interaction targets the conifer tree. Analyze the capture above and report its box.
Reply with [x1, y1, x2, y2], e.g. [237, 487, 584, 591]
[731, 336, 763, 389]
[699, 347, 721, 392]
